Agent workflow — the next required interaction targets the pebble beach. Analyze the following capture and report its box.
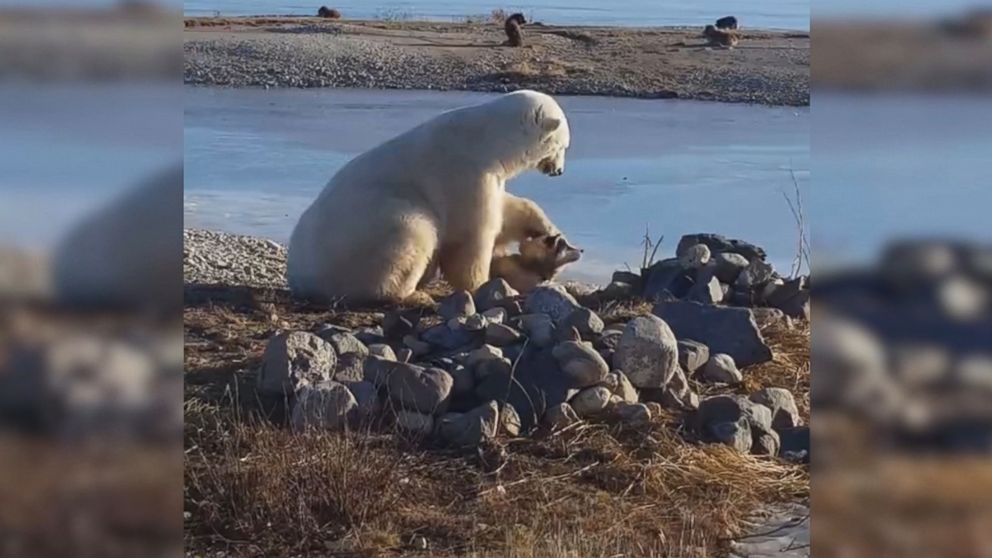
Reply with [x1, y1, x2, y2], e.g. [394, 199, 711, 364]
[185, 17, 810, 106]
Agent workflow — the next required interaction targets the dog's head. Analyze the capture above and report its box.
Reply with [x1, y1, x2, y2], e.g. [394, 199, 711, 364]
[520, 233, 583, 268]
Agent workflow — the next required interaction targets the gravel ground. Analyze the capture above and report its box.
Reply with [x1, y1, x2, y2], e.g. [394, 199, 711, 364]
[184, 229, 287, 289]
[185, 17, 809, 106]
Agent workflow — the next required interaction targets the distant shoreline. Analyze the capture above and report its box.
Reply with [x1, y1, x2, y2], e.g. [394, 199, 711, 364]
[184, 17, 809, 106]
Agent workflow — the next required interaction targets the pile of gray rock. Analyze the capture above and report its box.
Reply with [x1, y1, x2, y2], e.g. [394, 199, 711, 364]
[256, 273, 807, 459]
[605, 233, 810, 321]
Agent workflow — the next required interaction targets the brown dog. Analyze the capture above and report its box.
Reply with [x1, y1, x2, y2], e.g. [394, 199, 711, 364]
[504, 13, 526, 47]
[703, 24, 739, 47]
[491, 233, 582, 293]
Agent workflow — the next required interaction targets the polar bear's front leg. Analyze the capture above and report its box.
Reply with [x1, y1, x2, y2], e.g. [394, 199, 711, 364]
[439, 225, 499, 292]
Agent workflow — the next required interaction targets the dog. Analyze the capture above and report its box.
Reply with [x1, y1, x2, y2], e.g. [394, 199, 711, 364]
[491, 233, 582, 292]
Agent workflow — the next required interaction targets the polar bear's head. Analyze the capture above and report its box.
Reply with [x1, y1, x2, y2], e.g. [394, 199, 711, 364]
[534, 113, 570, 177]
[525, 93, 570, 177]
[478, 90, 570, 179]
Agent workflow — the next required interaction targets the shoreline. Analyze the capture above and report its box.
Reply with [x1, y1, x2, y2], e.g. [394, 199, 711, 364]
[184, 17, 809, 106]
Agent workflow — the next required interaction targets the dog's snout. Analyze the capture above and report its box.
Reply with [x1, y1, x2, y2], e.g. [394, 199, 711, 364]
[551, 168, 563, 176]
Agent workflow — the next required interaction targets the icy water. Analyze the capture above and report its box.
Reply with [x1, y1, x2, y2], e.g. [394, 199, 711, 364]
[183, 0, 809, 30]
[184, 87, 809, 284]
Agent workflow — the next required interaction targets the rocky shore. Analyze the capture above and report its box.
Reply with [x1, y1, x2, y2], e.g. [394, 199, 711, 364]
[184, 17, 809, 106]
[183, 227, 811, 555]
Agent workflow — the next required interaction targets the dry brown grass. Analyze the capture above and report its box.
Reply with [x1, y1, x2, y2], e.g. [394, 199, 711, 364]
[184, 292, 809, 556]
[742, 319, 811, 420]
[814, 453, 992, 557]
[1, 435, 181, 556]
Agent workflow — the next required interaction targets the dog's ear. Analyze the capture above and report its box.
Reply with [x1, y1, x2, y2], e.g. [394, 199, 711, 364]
[544, 234, 560, 247]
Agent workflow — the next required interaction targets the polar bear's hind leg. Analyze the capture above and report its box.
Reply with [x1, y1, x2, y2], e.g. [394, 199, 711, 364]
[372, 211, 439, 303]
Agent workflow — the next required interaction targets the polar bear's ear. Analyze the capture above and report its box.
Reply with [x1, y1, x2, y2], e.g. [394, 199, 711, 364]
[541, 117, 563, 133]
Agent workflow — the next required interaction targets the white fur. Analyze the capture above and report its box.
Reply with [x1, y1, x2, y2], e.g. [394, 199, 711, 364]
[287, 90, 570, 302]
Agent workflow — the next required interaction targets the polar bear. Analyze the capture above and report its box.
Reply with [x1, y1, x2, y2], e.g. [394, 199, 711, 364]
[287, 90, 570, 303]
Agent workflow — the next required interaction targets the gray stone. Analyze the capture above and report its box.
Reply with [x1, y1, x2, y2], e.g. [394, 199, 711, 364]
[363, 355, 398, 386]
[571, 386, 612, 417]
[611, 270, 642, 291]
[396, 348, 413, 363]
[316, 323, 351, 338]
[436, 400, 499, 447]
[696, 395, 774, 439]
[701, 353, 743, 385]
[713, 252, 750, 283]
[467, 345, 504, 369]
[395, 410, 434, 436]
[517, 313, 555, 347]
[383, 310, 417, 338]
[554, 325, 582, 344]
[501, 343, 525, 364]
[679, 243, 712, 269]
[750, 387, 803, 429]
[290, 381, 357, 431]
[544, 402, 579, 429]
[403, 334, 432, 356]
[485, 323, 522, 346]
[677, 339, 710, 375]
[614, 402, 651, 425]
[385, 363, 453, 414]
[642, 258, 693, 300]
[324, 332, 369, 358]
[667, 365, 691, 399]
[500, 403, 522, 436]
[525, 284, 581, 325]
[473, 345, 586, 432]
[602, 281, 635, 299]
[332, 352, 366, 383]
[461, 314, 488, 332]
[658, 387, 699, 412]
[474, 278, 519, 312]
[710, 418, 753, 453]
[449, 364, 475, 399]
[599, 348, 615, 368]
[367, 343, 397, 361]
[615, 315, 679, 389]
[343, 380, 380, 419]
[481, 307, 507, 324]
[562, 307, 604, 339]
[606, 370, 639, 403]
[474, 357, 512, 383]
[354, 326, 386, 346]
[777, 289, 810, 320]
[676, 233, 767, 262]
[501, 300, 524, 317]
[653, 301, 772, 367]
[687, 275, 724, 305]
[751, 425, 781, 456]
[421, 324, 475, 350]
[562, 280, 599, 298]
[552, 341, 610, 387]
[258, 331, 335, 397]
[438, 290, 476, 321]
[734, 259, 776, 291]
[595, 329, 623, 352]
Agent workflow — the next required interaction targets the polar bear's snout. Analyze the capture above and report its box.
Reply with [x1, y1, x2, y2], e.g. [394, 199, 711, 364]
[538, 154, 566, 176]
